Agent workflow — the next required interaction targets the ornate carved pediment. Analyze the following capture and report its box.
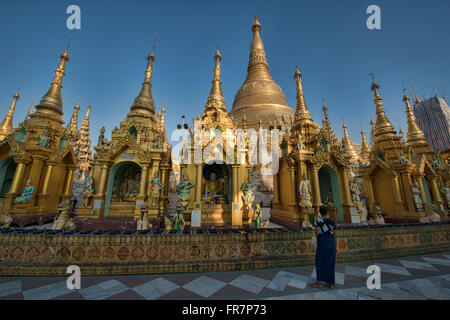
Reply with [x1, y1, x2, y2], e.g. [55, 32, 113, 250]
[361, 157, 395, 176]
[311, 149, 336, 170]
[51, 146, 77, 164]
[3, 136, 26, 161]
[412, 154, 436, 176]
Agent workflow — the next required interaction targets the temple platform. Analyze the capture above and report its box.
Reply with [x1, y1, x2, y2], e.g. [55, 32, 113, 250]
[0, 222, 449, 276]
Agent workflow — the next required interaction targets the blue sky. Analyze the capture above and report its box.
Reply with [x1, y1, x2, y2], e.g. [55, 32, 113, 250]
[0, 0, 449, 146]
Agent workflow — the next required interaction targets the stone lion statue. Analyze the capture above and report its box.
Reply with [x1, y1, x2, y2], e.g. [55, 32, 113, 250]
[368, 203, 385, 225]
[52, 199, 76, 230]
[0, 200, 12, 228]
[419, 204, 441, 223]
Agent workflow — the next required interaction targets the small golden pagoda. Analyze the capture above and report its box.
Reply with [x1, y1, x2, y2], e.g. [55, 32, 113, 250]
[0, 45, 78, 225]
[66, 100, 80, 144]
[180, 48, 251, 227]
[0, 88, 20, 142]
[80, 49, 171, 220]
[360, 77, 447, 219]
[272, 66, 356, 226]
[359, 128, 371, 163]
[342, 122, 359, 165]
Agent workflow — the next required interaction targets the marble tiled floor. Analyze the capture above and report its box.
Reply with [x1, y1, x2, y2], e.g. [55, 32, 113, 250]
[1, 251, 449, 300]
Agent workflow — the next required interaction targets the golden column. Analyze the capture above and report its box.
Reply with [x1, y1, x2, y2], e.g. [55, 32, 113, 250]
[96, 163, 110, 197]
[40, 162, 57, 196]
[28, 154, 47, 189]
[416, 175, 428, 205]
[138, 164, 149, 199]
[9, 161, 27, 195]
[429, 176, 444, 214]
[288, 166, 297, 206]
[392, 174, 405, 215]
[194, 164, 203, 204]
[159, 167, 168, 211]
[62, 166, 76, 198]
[231, 164, 241, 226]
[311, 166, 322, 213]
[342, 170, 352, 206]
[272, 174, 280, 205]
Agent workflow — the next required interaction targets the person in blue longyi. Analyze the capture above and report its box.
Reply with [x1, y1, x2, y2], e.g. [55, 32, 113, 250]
[309, 206, 337, 289]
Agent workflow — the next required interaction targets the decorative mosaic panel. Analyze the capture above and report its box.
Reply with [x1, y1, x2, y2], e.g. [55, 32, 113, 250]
[0, 224, 449, 276]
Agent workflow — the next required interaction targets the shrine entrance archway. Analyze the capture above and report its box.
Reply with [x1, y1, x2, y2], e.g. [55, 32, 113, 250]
[104, 161, 141, 216]
[318, 165, 343, 221]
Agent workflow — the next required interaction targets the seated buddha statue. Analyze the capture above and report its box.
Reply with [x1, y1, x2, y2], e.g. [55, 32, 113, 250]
[15, 179, 35, 203]
[204, 172, 223, 204]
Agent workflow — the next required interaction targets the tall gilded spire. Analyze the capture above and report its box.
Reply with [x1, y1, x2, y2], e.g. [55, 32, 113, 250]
[342, 122, 359, 163]
[131, 49, 156, 115]
[403, 90, 431, 153]
[231, 14, 292, 128]
[25, 99, 34, 121]
[84, 104, 91, 121]
[205, 47, 227, 112]
[322, 98, 333, 132]
[35, 43, 70, 116]
[0, 88, 20, 141]
[75, 104, 92, 171]
[360, 128, 371, 162]
[245, 13, 273, 82]
[294, 66, 313, 123]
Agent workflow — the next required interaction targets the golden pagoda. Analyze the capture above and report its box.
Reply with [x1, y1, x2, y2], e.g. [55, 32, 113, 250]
[360, 77, 446, 219]
[360, 128, 371, 163]
[342, 122, 360, 164]
[0, 88, 20, 141]
[0, 45, 78, 226]
[230, 14, 294, 130]
[271, 66, 356, 226]
[180, 47, 251, 227]
[79, 48, 172, 220]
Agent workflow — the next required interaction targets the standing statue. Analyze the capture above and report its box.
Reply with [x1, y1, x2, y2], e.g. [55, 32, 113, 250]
[411, 182, 423, 211]
[298, 173, 313, 210]
[349, 177, 362, 206]
[150, 171, 164, 207]
[172, 205, 186, 231]
[176, 173, 194, 208]
[349, 177, 367, 222]
[441, 181, 450, 209]
[137, 202, 150, 230]
[241, 177, 256, 208]
[52, 199, 76, 230]
[252, 202, 263, 229]
[15, 179, 34, 202]
[71, 170, 85, 206]
[81, 172, 94, 207]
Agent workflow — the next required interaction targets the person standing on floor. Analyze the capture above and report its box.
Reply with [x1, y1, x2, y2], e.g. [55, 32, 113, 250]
[309, 206, 337, 289]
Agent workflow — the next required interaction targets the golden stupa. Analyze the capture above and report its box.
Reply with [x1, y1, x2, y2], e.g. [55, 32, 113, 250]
[230, 15, 294, 129]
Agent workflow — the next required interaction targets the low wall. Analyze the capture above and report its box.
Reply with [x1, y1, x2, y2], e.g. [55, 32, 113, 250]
[0, 222, 449, 276]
